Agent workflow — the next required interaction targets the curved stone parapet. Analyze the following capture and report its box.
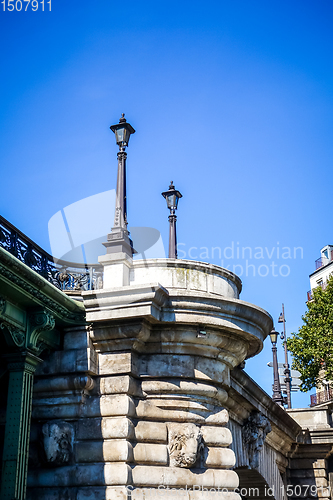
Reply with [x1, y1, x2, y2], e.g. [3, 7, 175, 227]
[131, 258, 242, 299]
[85, 258, 272, 362]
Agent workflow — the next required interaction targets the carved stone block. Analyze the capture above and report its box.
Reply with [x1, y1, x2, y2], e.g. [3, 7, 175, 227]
[42, 420, 74, 465]
[167, 422, 202, 468]
[242, 411, 271, 469]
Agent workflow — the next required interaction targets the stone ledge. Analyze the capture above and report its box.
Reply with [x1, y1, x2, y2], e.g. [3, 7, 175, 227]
[32, 394, 136, 420]
[27, 486, 241, 500]
[136, 400, 229, 424]
[132, 466, 239, 488]
[28, 463, 132, 487]
[202, 427, 232, 446]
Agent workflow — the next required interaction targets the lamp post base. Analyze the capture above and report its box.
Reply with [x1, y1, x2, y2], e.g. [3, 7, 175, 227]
[99, 229, 135, 288]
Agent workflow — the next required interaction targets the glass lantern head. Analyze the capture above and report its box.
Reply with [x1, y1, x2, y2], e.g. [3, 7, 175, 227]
[269, 329, 278, 344]
[162, 181, 183, 210]
[110, 114, 135, 148]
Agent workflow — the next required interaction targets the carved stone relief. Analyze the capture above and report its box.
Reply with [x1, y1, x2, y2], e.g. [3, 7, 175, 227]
[167, 422, 203, 468]
[242, 411, 272, 469]
[28, 309, 56, 354]
[0, 322, 26, 347]
[42, 421, 74, 465]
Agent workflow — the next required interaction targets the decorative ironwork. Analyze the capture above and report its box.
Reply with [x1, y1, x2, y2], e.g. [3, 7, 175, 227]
[0, 215, 103, 291]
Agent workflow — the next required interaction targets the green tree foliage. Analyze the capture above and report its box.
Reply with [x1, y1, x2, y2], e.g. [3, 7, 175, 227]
[287, 275, 333, 392]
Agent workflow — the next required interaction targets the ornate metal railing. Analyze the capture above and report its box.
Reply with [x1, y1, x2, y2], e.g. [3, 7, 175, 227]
[0, 215, 103, 291]
[310, 388, 333, 407]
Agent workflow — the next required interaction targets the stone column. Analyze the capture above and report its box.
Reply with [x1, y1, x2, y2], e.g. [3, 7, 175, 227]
[1, 352, 41, 500]
[82, 259, 272, 499]
[27, 259, 272, 500]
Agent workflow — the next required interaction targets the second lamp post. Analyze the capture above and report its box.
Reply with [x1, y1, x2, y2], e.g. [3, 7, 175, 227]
[162, 181, 182, 259]
[278, 304, 292, 409]
[270, 328, 285, 406]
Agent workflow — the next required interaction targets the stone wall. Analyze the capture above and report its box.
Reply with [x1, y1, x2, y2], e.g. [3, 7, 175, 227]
[287, 407, 333, 500]
[26, 259, 311, 500]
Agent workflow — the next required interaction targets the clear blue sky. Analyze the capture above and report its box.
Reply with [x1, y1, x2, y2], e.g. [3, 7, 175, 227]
[1, 0, 333, 408]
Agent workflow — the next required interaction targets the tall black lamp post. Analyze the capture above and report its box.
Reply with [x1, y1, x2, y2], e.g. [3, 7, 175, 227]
[278, 304, 292, 409]
[270, 328, 285, 406]
[110, 113, 135, 231]
[162, 181, 182, 259]
[105, 113, 136, 256]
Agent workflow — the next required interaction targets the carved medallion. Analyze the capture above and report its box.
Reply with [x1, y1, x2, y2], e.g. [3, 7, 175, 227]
[167, 423, 202, 468]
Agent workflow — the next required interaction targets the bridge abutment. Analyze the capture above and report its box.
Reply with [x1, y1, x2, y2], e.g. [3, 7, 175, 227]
[27, 259, 276, 499]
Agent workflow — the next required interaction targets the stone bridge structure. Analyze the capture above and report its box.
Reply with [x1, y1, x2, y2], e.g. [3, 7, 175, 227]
[0, 115, 332, 500]
[1, 233, 333, 500]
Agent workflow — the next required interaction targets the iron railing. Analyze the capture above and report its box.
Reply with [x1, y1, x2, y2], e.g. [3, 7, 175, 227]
[310, 388, 333, 407]
[315, 254, 333, 271]
[307, 281, 327, 301]
[0, 215, 103, 291]
[315, 257, 323, 270]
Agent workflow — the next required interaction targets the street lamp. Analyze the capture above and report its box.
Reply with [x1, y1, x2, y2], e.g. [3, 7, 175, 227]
[110, 114, 136, 231]
[269, 328, 285, 406]
[103, 114, 136, 258]
[278, 303, 292, 409]
[162, 181, 182, 259]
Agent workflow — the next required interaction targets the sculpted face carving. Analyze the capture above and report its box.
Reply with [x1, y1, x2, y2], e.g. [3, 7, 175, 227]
[168, 423, 202, 468]
[242, 411, 271, 469]
[42, 421, 74, 465]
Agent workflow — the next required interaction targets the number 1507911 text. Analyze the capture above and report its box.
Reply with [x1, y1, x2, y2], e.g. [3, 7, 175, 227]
[1, 0, 51, 11]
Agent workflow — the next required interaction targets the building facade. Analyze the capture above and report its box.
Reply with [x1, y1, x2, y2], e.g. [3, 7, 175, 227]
[307, 245, 333, 301]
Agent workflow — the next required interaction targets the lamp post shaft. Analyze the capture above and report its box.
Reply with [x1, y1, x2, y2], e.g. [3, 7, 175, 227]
[282, 303, 292, 409]
[272, 344, 283, 406]
[168, 211, 177, 259]
[114, 150, 128, 229]
[272, 343, 284, 405]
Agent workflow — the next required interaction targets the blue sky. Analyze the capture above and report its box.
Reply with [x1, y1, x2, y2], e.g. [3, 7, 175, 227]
[1, 0, 333, 407]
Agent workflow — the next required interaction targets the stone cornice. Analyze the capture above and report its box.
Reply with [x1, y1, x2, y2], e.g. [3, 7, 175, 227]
[83, 282, 272, 364]
[83, 283, 170, 324]
[0, 247, 85, 324]
[229, 367, 301, 443]
[166, 291, 272, 358]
